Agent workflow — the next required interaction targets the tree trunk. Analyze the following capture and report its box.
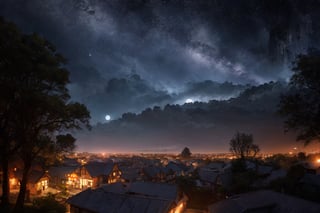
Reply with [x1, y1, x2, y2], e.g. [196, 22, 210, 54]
[13, 161, 31, 213]
[0, 154, 10, 208]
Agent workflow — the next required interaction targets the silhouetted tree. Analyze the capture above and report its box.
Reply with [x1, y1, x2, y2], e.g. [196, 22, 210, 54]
[32, 194, 66, 213]
[0, 17, 90, 212]
[0, 17, 24, 208]
[229, 132, 260, 159]
[181, 147, 192, 158]
[279, 51, 320, 144]
[297, 152, 307, 161]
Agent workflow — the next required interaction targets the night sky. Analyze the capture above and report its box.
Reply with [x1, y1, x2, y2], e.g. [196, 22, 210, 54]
[1, 0, 320, 153]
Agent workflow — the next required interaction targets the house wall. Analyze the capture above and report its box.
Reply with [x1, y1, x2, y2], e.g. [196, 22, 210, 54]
[92, 176, 100, 188]
[80, 177, 94, 189]
[50, 174, 69, 188]
[67, 173, 79, 188]
[70, 167, 94, 189]
[107, 164, 122, 184]
[29, 177, 49, 195]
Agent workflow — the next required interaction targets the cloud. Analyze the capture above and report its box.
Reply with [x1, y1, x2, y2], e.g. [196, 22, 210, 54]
[177, 80, 249, 103]
[75, 81, 296, 153]
[69, 72, 251, 123]
[2, 0, 318, 91]
[1, 0, 319, 150]
[77, 74, 173, 123]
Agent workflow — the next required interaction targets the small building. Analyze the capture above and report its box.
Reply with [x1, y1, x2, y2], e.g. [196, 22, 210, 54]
[12, 170, 50, 195]
[28, 170, 50, 195]
[206, 162, 225, 172]
[119, 166, 141, 182]
[208, 190, 320, 213]
[67, 162, 122, 189]
[67, 182, 188, 213]
[166, 161, 188, 177]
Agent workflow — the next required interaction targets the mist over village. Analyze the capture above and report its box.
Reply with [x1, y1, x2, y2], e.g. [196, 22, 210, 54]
[1, 1, 320, 213]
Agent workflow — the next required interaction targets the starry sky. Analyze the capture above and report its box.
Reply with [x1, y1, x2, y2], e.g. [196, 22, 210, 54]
[1, 0, 320, 153]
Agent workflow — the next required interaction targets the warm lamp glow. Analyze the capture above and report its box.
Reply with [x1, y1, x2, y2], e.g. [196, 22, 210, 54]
[173, 202, 184, 213]
[316, 159, 320, 163]
[9, 178, 16, 186]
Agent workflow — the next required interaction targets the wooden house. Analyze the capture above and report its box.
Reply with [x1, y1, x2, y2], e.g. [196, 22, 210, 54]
[208, 190, 320, 213]
[48, 166, 77, 188]
[11, 170, 50, 195]
[67, 161, 122, 189]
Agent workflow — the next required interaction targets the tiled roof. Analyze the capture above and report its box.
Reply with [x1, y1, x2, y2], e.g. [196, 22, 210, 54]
[166, 162, 187, 172]
[67, 182, 179, 213]
[15, 170, 48, 184]
[48, 166, 77, 177]
[199, 168, 219, 184]
[85, 162, 114, 177]
[143, 166, 167, 178]
[208, 190, 320, 213]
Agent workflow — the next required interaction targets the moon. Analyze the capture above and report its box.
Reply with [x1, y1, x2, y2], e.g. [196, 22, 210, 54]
[105, 114, 111, 121]
[185, 98, 194, 103]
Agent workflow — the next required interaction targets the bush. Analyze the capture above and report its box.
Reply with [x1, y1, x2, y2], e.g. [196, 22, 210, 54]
[32, 194, 66, 213]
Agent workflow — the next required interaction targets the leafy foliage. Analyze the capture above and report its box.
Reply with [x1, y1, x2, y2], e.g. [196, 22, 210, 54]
[0, 17, 90, 210]
[231, 170, 257, 193]
[32, 194, 66, 213]
[229, 132, 260, 159]
[279, 52, 320, 144]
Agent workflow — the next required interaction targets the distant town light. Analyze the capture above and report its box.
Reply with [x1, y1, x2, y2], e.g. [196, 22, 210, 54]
[316, 159, 320, 163]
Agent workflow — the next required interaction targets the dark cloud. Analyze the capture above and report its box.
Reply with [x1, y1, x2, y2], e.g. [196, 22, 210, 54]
[1, 0, 319, 151]
[76, 82, 298, 153]
[2, 0, 319, 89]
[179, 81, 249, 103]
[69, 73, 251, 123]
[84, 74, 172, 122]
